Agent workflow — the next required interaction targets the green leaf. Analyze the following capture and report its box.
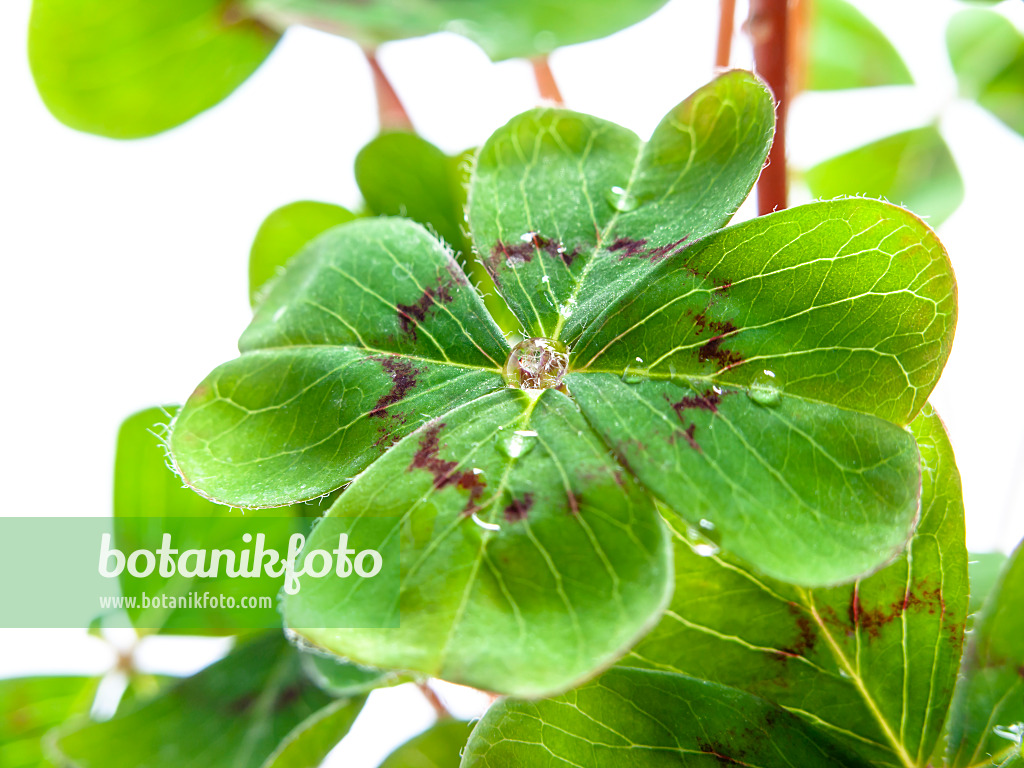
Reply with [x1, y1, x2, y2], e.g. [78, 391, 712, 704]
[462, 667, 872, 767]
[566, 198, 954, 584]
[623, 404, 969, 768]
[283, 388, 673, 698]
[968, 552, 1009, 615]
[250, 202, 356, 308]
[569, 374, 921, 586]
[806, 0, 913, 91]
[53, 633, 355, 768]
[468, 70, 774, 340]
[805, 126, 964, 226]
[171, 217, 510, 508]
[947, 540, 1024, 767]
[355, 133, 517, 332]
[259, 696, 365, 768]
[301, 651, 409, 697]
[0, 677, 97, 768]
[357, 133, 469, 257]
[379, 719, 474, 768]
[240, 0, 669, 61]
[28, 0, 278, 139]
[948, 10, 1024, 137]
[570, 198, 955, 427]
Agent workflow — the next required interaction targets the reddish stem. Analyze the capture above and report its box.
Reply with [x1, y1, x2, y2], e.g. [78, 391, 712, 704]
[531, 56, 565, 105]
[749, 0, 789, 214]
[366, 50, 414, 132]
[715, 0, 737, 69]
[418, 682, 451, 719]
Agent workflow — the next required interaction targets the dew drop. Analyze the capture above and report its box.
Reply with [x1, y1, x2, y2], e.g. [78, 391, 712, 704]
[605, 185, 639, 212]
[699, 518, 715, 531]
[504, 338, 569, 390]
[747, 369, 782, 407]
[495, 430, 536, 459]
[683, 524, 720, 557]
[620, 364, 645, 385]
[540, 275, 550, 284]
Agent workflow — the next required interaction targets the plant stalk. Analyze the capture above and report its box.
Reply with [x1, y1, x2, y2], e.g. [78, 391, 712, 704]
[366, 50, 414, 132]
[749, 0, 789, 214]
[418, 682, 452, 719]
[532, 56, 565, 105]
[715, 0, 737, 69]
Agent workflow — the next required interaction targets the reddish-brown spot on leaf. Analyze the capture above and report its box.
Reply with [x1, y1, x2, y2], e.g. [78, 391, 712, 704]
[608, 235, 689, 262]
[774, 603, 817, 659]
[488, 234, 581, 278]
[849, 580, 948, 639]
[369, 357, 420, 420]
[396, 278, 455, 340]
[408, 422, 486, 514]
[698, 321, 744, 370]
[503, 493, 535, 522]
[669, 389, 723, 415]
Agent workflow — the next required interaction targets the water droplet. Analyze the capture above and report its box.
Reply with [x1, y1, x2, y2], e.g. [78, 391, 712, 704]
[391, 263, 406, 279]
[620, 365, 645, 385]
[683, 525, 720, 557]
[496, 430, 536, 459]
[699, 518, 715, 531]
[540, 275, 550, 284]
[504, 338, 569, 390]
[520, 231, 539, 243]
[747, 370, 782, 407]
[605, 185, 639, 212]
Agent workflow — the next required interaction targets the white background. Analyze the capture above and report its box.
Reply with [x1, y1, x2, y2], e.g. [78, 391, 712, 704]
[2, 0, 1023, 763]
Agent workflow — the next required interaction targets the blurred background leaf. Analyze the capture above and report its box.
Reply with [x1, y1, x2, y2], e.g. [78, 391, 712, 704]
[804, 125, 964, 225]
[805, 0, 913, 91]
[54, 633, 362, 768]
[250, 202, 357, 307]
[28, 0, 279, 138]
[377, 718, 474, 768]
[0, 676, 98, 768]
[948, 9, 1024, 137]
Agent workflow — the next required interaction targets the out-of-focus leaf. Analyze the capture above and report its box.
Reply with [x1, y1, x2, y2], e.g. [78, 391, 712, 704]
[250, 202, 356, 307]
[949, 10, 1024, 137]
[462, 667, 872, 767]
[301, 652, 409, 697]
[806, 0, 913, 91]
[379, 719, 474, 768]
[53, 633, 352, 768]
[805, 126, 964, 225]
[240, 0, 669, 61]
[623, 404, 968, 767]
[948, 540, 1024, 767]
[28, 0, 279, 138]
[114, 406, 303, 632]
[0, 676, 97, 768]
[283, 388, 673, 698]
[260, 696, 365, 768]
[357, 133, 468, 256]
[969, 552, 1009, 615]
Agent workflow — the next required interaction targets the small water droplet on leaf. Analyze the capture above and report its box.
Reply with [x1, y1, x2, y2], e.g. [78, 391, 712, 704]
[747, 370, 782, 407]
[504, 338, 569, 390]
[605, 185, 639, 212]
